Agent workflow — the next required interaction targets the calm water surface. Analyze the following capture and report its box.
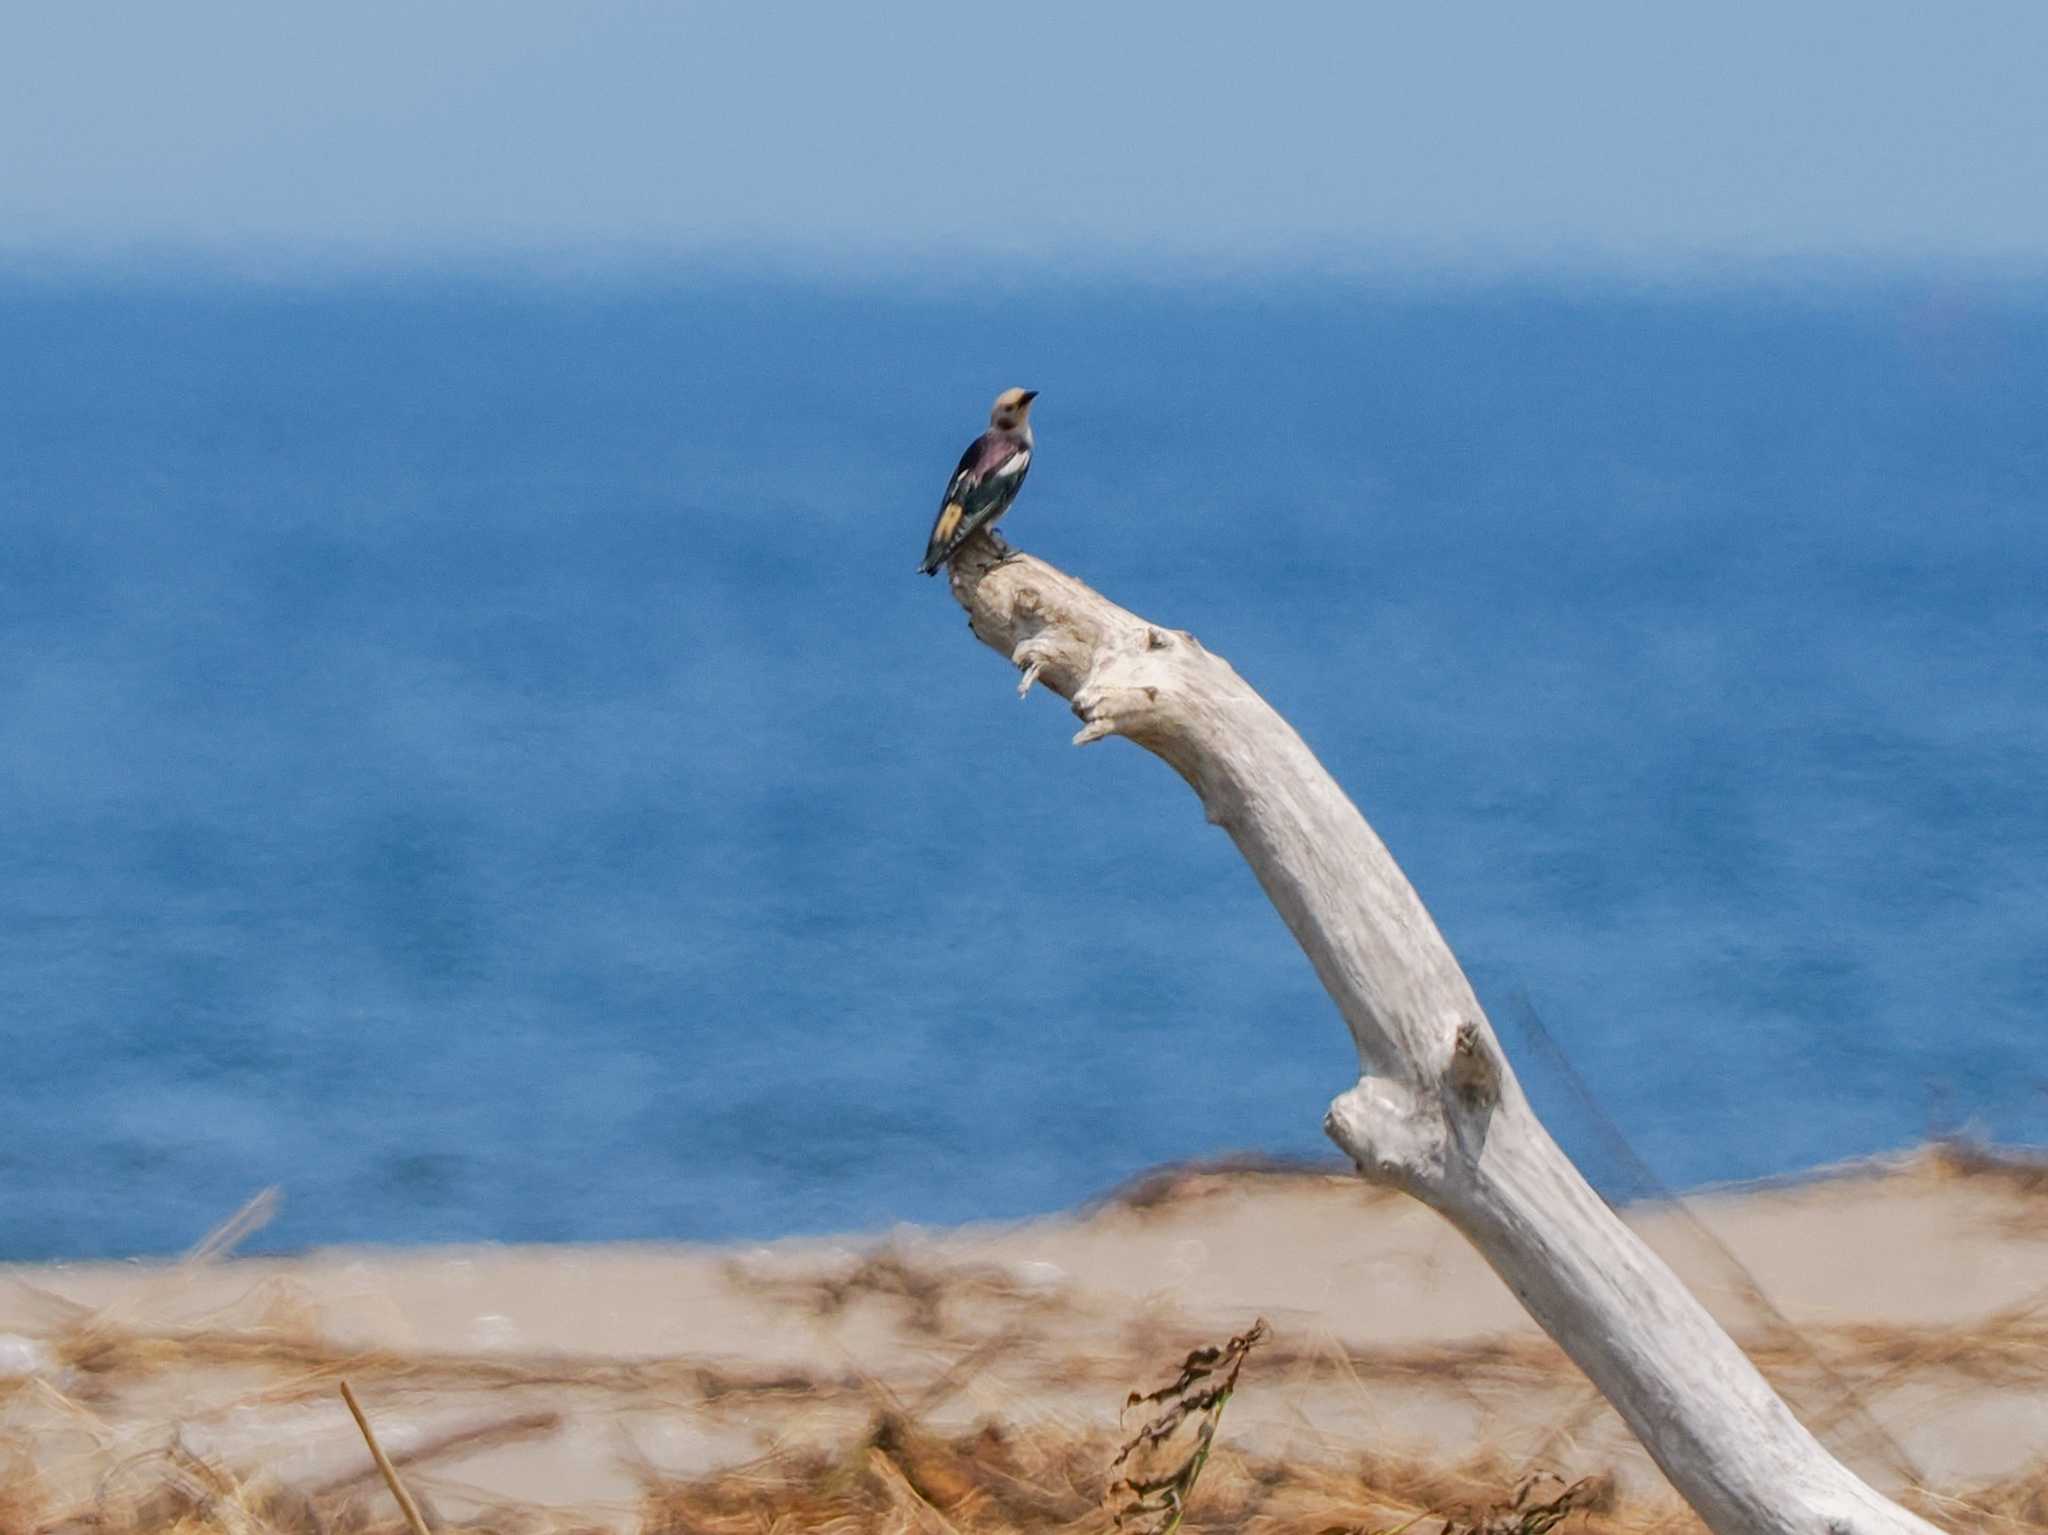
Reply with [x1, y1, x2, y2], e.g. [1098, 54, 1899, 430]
[2, 275, 2043, 1259]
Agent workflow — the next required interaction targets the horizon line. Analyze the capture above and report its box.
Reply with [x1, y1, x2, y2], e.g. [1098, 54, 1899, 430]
[5, 238, 2048, 300]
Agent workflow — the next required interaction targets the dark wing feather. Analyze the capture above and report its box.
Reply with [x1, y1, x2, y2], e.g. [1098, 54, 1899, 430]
[950, 435, 989, 486]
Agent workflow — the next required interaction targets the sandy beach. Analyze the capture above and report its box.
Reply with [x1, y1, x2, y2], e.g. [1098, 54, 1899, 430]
[3, 1144, 2044, 1532]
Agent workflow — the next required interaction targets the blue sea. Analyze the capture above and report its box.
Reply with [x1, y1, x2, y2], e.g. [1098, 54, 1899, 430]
[2, 272, 2044, 1261]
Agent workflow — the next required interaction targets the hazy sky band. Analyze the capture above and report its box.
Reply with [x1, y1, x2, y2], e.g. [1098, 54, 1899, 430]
[7, 2, 2048, 270]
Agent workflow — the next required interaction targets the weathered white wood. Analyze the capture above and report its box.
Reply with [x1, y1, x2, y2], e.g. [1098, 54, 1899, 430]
[944, 533, 1938, 1535]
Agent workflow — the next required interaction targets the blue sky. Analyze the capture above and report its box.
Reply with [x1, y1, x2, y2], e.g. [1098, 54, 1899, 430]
[6, 2, 2047, 274]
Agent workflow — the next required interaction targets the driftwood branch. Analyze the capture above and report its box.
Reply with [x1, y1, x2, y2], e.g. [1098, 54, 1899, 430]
[944, 533, 1937, 1535]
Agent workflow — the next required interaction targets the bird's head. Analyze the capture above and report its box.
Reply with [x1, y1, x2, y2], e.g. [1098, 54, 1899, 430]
[990, 387, 1039, 430]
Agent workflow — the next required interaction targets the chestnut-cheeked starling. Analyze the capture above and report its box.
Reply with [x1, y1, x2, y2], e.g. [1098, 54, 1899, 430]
[917, 388, 1037, 575]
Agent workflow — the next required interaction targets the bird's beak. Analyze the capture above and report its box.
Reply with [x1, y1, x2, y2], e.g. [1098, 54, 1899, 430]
[1020, 389, 1039, 404]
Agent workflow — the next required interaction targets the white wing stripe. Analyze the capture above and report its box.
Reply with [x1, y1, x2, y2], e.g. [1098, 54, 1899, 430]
[993, 449, 1031, 479]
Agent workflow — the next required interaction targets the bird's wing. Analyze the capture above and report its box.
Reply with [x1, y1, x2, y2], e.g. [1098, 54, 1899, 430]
[951, 432, 1032, 497]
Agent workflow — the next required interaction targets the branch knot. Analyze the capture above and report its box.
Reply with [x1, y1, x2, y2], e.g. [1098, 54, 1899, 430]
[1448, 1019, 1500, 1111]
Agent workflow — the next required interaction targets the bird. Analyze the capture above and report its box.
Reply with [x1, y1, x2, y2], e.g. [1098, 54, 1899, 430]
[917, 388, 1038, 575]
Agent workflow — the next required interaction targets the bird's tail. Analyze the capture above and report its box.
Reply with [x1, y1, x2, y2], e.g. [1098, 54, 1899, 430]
[917, 502, 968, 575]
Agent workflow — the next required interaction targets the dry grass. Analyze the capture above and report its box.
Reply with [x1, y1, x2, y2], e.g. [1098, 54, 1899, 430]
[6, 1302, 2045, 1535]
[631, 1419, 1648, 1535]
[1921, 1141, 2048, 1239]
[22, 1394, 2038, 1535]
[4, 1147, 2046, 1535]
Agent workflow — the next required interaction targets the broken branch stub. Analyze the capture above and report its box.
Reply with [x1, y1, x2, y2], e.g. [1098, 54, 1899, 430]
[942, 531, 1938, 1535]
